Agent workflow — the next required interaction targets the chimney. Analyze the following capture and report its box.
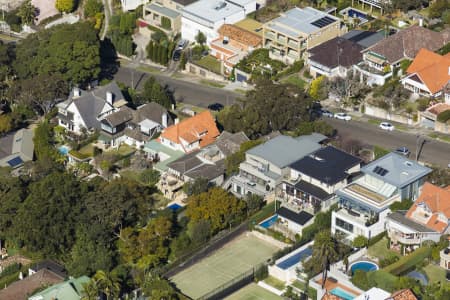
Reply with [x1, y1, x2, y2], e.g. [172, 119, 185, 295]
[448, 66, 450, 76]
[162, 112, 168, 128]
[73, 87, 81, 98]
[174, 118, 179, 125]
[106, 91, 113, 105]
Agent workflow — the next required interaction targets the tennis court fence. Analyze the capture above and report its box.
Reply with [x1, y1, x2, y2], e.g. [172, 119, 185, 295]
[197, 263, 267, 300]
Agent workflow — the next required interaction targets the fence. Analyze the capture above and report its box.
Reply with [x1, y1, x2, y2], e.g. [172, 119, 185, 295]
[163, 221, 248, 278]
[197, 263, 266, 300]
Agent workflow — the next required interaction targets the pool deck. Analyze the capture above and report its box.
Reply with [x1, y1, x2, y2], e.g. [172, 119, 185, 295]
[316, 278, 361, 297]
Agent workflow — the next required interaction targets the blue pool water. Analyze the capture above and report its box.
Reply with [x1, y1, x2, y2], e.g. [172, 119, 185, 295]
[330, 287, 356, 300]
[350, 261, 378, 275]
[347, 9, 368, 20]
[276, 247, 313, 270]
[167, 203, 182, 211]
[259, 214, 278, 229]
[407, 271, 428, 285]
[58, 145, 69, 155]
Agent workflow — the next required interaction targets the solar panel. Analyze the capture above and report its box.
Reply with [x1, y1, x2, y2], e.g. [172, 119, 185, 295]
[373, 166, 389, 176]
[348, 31, 374, 42]
[7, 156, 23, 167]
[311, 16, 336, 28]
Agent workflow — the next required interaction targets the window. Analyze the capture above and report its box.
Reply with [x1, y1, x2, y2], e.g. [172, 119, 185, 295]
[336, 217, 354, 233]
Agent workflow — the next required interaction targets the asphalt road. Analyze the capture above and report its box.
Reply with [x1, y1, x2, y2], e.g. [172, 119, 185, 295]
[114, 66, 239, 108]
[326, 118, 450, 167]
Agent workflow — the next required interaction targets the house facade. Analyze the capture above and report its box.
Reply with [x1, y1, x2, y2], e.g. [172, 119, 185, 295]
[181, 0, 257, 44]
[386, 182, 450, 253]
[263, 7, 344, 64]
[331, 153, 431, 241]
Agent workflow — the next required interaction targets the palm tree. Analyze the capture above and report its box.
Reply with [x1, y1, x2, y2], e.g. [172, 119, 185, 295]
[313, 230, 339, 288]
[94, 270, 121, 300]
[81, 279, 100, 300]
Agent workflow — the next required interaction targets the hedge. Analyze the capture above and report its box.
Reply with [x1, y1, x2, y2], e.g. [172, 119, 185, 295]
[368, 231, 386, 246]
[383, 246, 432, 276]
[437, 110, 450, 123]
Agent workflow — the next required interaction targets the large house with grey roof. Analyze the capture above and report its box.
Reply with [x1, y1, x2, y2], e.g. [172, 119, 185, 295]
[263, 7, 345, 64]
[0, 129, 34, 168]
[57, 81, 127, 135]
[331, 153, 432, 241]
[230, 133, 326, 198]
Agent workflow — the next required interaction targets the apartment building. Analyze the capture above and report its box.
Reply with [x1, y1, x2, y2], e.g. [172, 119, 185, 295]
[263, 7, 344, 64]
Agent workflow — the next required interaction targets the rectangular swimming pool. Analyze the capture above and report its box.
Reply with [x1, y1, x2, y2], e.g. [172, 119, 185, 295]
[330, 287, 356, 300]
[167, 203, 182, 211]
[259, 214, 278, 229]
[276, 247, 313, 270]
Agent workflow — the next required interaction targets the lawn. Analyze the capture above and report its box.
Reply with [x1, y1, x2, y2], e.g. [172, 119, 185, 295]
[423, 264, 447, 284]
[194, 55, 222, 74]
[264, 276, 285, 290]
[170, 233, 281, 299]
[368, 237, 399, 261]
[281, 74, 307, 90]
[291, 280, 317, 300]
[366, 270, 398, 292]
[383, 246, 432, 276]
[200, 79, 226, 88]
[429, 133, 450, 143]
[225, 283, 282, 300]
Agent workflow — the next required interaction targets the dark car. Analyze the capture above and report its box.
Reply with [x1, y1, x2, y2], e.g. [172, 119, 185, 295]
[395, 147, 410, 156]
[173, 50, 182, 61]
[208, 103, 224, 111]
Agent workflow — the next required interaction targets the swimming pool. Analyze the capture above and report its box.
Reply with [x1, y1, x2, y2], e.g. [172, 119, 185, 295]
[276, 247, 313, 270]
[330, 287, 356, 300]
[58, 145, 70, 155]
[167, 203, 182, 211]
[350, 261, 378, 275]
[259, 214, 278, 229]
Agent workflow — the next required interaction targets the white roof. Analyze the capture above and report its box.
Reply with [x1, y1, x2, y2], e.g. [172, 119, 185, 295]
[183, 0, 243, 23]
[353, 288, 390, 300]
[139, 119, 160, 129]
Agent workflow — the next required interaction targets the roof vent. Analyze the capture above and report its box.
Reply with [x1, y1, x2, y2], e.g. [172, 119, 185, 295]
[215, 1, 227, 10]
[401, 171, 409, 176]
[404, 161, 413, 167]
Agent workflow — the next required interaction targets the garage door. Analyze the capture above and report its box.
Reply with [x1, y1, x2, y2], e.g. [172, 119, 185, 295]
[236, 73, 247, 82]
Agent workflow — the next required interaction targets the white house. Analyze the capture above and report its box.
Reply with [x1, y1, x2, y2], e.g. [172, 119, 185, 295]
[181, 0, 257, 44]
[121, 0, 148, 11]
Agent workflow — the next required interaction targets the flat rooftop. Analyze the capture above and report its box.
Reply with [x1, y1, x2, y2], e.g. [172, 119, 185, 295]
[234, 18, 263, 36]
[182, 0, 243, 23]
[265, 7, 339, 36]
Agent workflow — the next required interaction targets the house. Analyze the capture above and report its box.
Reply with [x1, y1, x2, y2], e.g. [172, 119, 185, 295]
[99, 102, 174, 148]
[440, 243, 450, 270]
[386, 182, 450, 253]
[331, 153, 431, 241]
[263, 7, 345, 64]
[230, 133, 326, 198]
[143, 140, 185, 172]
[0, 269, 64, 300]
[121, 0, 148, 11]
[387, 289, 419, 300]
[400, 48, 450, 98]
[0, 129, 34, 168]
[28, 276, 90, 300]
[140, 0, 197, 36]
[57, 81, 127, 134]
[308, 37, 364, 78]
[354, 26, 450, 86]
[181, 0, 257, 44]
[277, 146, 362, 215]
[210, 24, 262, 72]
[161, 131, 248, 199]
[159, 110, 220, 153]
[28, 260, 67, 279]
[341, 30, 385, 49]
[419, 102, 450, 131]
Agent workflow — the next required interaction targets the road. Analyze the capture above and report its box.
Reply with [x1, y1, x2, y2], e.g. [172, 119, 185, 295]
[100, 0, 112, 40]
[326, 118, 450, 166]
[114, 66, 239, 107]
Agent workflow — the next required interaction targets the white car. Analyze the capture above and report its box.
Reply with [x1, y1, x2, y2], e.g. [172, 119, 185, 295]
[379, 122, 395, 131]
[334, 113, 351, 121]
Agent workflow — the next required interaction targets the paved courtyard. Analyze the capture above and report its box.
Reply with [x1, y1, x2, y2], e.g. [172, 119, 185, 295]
[31, 0, 58, 24]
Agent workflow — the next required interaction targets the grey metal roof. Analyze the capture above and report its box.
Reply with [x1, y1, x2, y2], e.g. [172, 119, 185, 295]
[387, 211, 437, 233]
[342, 30, 384, 48]
[266, 7, 339, 36]
[168, 151, 203, 174]
[362, 153, 432, 188]
[146, 3, 180, 19]
[215, 131, 249, 157]
[103, 107, 133, 127]
[184, 160, 225, 181]
[134, 102, 174, 127]
[246, 135, 321, 168]
[0, 132, 14, 160]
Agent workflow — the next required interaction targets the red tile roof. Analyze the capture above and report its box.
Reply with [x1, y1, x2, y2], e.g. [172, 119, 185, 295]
[218, 24, 262, 47]
[322, 292, 344, 300]
[387, 289, 418, 300]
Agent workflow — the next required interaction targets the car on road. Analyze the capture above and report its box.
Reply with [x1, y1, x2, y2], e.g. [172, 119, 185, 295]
[173, 50, 182, 61]
[207, 103, 224, 111]
[321, 109, 333, 118]
[334, 112, 351, 121]
[395, 147, 410, 156]
[379, 122, 395, 131]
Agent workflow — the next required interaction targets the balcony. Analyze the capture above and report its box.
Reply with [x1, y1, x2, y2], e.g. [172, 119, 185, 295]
[276, 191, 316, 215]
[388, 229, 422, 245]
[287, 40, 299, 49]
[335, 207, 379, 227]
[265, 32, 276, 40]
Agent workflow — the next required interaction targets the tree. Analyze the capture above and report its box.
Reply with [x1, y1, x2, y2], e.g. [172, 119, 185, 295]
[195, 31, 207, 45]
[183, 177, 210, 196]
[311, 230, 340, 288]
[81, 279, 101, 300]
[141, 77, 171, 109]
[390, 199, 413, 211]
[309, 76, 326, 100]
[0, 114, 12, 135]
[327, 72, 367, 106]
[93, 270, 121, 300]
[84, 0, 104, 18]
[139, 169, 160, 186]
[352, 235, 368, 248]
[142, 275, 180, 300]
[187, 219, 211, 245]
[245, 194, 264, 216]
[55, 0, 76, 13]
[17, 0, 36, 25]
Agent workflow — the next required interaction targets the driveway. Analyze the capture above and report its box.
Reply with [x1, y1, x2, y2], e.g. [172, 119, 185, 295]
[31, 0, 58, 24]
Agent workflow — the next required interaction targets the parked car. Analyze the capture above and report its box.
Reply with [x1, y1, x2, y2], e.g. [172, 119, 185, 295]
[334, 112, 351, 121]
[173, 50, 182, 61]
[177, 39, 188, 50]
[207, 103, 224, 111]
[379, 122, 395, 131]
[247, 181, 256, 187]
[395, 147, 410, 156]
[321, 109, 334, 118]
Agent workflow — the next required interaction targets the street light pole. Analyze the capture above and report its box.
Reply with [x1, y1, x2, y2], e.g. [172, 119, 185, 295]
[415, 135, 420, 161]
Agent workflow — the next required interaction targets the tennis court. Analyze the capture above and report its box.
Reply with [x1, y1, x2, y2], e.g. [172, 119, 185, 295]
[170, 233, 281, 299]
[225, 283, 283, 300]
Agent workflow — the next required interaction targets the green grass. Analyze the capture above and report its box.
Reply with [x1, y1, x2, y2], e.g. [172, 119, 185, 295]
[366, 270, 398, 292]
[136, 65, 162, 74]
[107, 144, 136, 157]
[194, 55, 222, 74]
[291, 280, 317, 300]
[264, 276, 285, 290]
[374, 145, 389, 159]
[234, 88, 247, 95]
[200, 79, 226, 88]
[368, 237, 400, 261]
[368, 119, 380, 126]
[423, 264, 447, 284]
[383, 246, 432, 276]
[281, 74, 307, 90]
[170, 234, 280, 299]
[429, 133, 450, 143]
[225, 283, 282, 300]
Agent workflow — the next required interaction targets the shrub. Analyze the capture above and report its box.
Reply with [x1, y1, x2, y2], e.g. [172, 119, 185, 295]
[379, 255, 399, 268]
[416, 98, 429, 112]
[368, 232, 386, 247]
[383, 246, 432, 276]
[390, 199, 413, 211]
[437, 110, 450, 123]
[352, 270, 369, 290]
[161, 16, 171, 30]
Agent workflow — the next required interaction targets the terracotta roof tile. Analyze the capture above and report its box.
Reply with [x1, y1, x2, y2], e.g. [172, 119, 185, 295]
[160, 111, 220, 150]
[406, 182, 450, 232]
[426, 103, 450, 116]
[218, 24, 262, 47]
[405, 48, 450, 94]
[322, 292, 344, 300]
[388, 289, 418, 300]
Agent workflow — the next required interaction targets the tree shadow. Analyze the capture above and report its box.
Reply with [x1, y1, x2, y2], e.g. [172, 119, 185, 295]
[99, 38, 119, 81]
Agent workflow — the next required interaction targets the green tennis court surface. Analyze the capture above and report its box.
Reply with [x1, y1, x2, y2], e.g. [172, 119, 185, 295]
[170, 233, 281, 299]
[225, 283, 283, 300]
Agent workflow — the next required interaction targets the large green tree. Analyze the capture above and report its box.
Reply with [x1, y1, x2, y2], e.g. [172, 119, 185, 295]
[56, 0, 76, 13]
[17, 0, 36, 25]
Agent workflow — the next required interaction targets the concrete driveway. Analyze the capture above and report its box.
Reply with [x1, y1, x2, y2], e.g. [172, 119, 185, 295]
[31, 0, 58, 24]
